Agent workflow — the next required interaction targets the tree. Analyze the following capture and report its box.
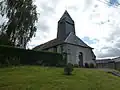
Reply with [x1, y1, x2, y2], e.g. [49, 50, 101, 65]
[0, 32, 14, 46]
[0, 0, 38, 48]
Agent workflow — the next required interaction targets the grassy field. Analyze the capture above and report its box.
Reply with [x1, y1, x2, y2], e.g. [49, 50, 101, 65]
[0, 66, 120, 90]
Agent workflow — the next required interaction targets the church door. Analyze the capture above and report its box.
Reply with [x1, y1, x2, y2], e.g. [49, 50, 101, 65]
[78, 52, 83, 67]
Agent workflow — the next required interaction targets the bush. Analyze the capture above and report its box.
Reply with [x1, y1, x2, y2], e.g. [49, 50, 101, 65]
[85, 63, 89, 68]
[64, 63, 74, 75]
[90, 63, 94, 68]
[74, 64, 79, 68]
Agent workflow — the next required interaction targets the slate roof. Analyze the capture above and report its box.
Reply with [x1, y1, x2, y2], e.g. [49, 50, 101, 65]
[59, 10, 74, 24]
[64, 32, 92, 48]
[33, 33, 93, 50]
[33, 38, 64, 50]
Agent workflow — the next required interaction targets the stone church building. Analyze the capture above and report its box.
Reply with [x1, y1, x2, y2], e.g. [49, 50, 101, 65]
[33, 10, 96, 67]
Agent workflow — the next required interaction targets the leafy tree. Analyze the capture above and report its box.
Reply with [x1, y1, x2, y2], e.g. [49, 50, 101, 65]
[0, 32, 14, 46]
[0, 0, 38, 48]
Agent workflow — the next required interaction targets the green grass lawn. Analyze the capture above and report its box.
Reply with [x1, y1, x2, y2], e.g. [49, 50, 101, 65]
[0, 66, 120, 90]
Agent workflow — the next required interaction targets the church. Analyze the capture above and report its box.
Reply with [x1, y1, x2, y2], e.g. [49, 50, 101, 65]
[33, 10, 96, 67]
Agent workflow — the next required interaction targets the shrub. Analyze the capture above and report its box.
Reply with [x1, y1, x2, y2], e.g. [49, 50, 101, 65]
[64, 63, 74, 75]
[74, 64, 79, 68]
[85, 63, 89, 68]
[90, 63, 94, 68]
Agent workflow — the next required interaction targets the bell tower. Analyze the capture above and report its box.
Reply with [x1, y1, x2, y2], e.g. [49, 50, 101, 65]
[57, 10, 76, 40]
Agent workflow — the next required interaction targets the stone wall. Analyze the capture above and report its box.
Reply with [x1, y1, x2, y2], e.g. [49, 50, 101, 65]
[35, 44, 96, 67]
[63, 44, 96, 66]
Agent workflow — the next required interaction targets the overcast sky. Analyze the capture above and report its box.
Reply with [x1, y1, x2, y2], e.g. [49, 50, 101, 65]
[3, 0, 120, 59]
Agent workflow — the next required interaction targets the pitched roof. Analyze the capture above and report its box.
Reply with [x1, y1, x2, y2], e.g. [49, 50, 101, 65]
[33, 32, 93, 50]
[64, 32, 93, 48]
[59, 10, 74, 24]
[33, 38, 64, 50]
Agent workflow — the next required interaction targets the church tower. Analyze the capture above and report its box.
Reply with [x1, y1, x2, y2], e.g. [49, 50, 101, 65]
[57, 10, 76, 40]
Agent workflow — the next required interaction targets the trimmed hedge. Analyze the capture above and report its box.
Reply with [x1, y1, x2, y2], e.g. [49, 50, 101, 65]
[0, 45, 65, 67]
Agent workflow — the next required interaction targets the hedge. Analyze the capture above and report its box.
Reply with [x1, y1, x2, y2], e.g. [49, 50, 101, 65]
[0, 45, 65, 67]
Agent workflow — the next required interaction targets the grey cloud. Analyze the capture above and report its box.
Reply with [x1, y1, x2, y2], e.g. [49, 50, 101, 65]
[98, 47, 120, 58]
[68, 6, 79, 11]
[114, 42, 120, 48]
[85, 0, 93, 6]
[30, 0, 60, 46]
[97, 27, 120, 58]
[107, 48, 120, 56]
[34, 20, 49, 41]
[38, 24, 48, 31]
[101, 46, 110, 50]
[83, 0, 93, 11]
[40, 3, 55, 14]
[35, 0, 59, 35]
[39, 0, 60, 15]
[105, 26, 120, 42]
[36, 19, 49, 32]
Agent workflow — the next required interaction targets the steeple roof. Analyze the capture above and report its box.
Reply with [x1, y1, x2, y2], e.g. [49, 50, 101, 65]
[59, 10, 74, 24]
[57, 10, 75, 40]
